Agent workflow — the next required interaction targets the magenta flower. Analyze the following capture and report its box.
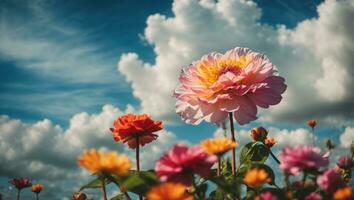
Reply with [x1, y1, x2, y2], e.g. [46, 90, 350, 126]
[174, 47, 286, 125]
[9, 177, 32, 190]
[155, 144, 217, 185]
[279, 145, 329, 175]
[337, 156, 354, 170]
[304, 192, 322, 200]
[317, 168, 346, 193]
[260, 191, 278, 200]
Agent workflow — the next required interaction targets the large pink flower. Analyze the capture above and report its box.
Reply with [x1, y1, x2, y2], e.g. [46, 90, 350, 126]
[279, 145, 329, 175]
[9, 177, 32, 190]
[317, 168, 346, 193]
[174, 47, 286, 125]
[155, 144, 217, 185]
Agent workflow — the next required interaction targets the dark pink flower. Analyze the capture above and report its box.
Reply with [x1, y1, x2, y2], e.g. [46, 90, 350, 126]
[304, 192, 322, 200]
[155, 144, 217, 185]
[337, 156, 354, 170]
[279, 145, 328, 175]
[317, 168, 346, 193]
[9, 177, 32, 190]
[260, 191, 277, 200]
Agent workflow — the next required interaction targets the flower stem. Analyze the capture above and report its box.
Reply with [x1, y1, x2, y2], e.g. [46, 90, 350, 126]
[36, 193, 39, 200]
[101, 178, 108, 200]
[269, 148, 280, 164]
[229, 112, 236, 176]
[311, 127, 315, 145]
[17, 189, 20, 200]
[302, 171, 308, 187]
[217, 156, 221, 176]
[136, 136, 143, 200]
[136, 136, 140, 172]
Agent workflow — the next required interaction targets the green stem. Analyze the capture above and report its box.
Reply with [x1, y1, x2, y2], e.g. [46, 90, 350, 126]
[229, 113, 236, 176]
[269, 148, 280, 164]
[217, 156, 221, 176]
[302, 171, 308, 187]
[17, 189, 20, 200]
[136, 136, 143, 200]
[36, 193, 39, 200]
[312, 127, 315, 145]
[101, 178, 108, 200]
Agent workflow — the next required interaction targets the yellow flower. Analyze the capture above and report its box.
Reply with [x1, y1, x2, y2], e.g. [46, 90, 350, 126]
[243, 168, 271, 187]
[146, 182, 194, 200]
[200, 138, 238, 156]
[78, 149, 131, 176]
[334, 186, 353, 200]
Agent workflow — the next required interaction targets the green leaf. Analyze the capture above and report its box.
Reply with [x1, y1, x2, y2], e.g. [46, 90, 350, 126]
[120, 170, 159, 195]
[194, 182, 208, 200]
[79, 177, 111, 191]
[240, 142, 269, 164]
[208, 174, 242, 197]
[110, 194, 127, 200]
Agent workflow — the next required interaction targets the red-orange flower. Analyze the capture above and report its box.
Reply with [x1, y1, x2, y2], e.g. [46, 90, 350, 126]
[31, 184, 44, 193]
[250, 127, 268, 141]
[146, 182, 194, 200]
[334, 186, 353, 200]
[110, 114, 163, 148]
[264, 138, 277, 148]
[307, 119, 317, 128]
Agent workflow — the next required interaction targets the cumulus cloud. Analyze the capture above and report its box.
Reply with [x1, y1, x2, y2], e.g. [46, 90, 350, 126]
[0, 104, 178, 199]
[118, 0, 354, 125]
[340, 126, 354, 148]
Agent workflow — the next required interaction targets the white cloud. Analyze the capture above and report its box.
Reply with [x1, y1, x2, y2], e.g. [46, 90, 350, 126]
[0, 104, 180, 199]
[340, 126, 354, 148]
[118, 0, 354, 125]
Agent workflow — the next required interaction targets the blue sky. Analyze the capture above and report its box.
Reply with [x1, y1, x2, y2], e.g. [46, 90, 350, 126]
[1, 0, 353, 199]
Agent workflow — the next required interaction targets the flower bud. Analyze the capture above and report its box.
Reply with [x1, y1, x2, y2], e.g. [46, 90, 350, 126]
[337, 156, 354, 170]
[264, 138, 277, 148]
[307, 119, 317, 128]
[250, 127, 268, 141]
[71, 192, 87, 200]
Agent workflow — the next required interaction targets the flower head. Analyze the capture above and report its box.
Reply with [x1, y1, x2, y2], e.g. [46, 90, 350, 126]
[279, 145, 329, 175]
[9, 177, 32, 190]
[317, 168, 346, 193]
[110, 114, 163, 149]
[174, 47, 286, 125]
[146, 182, 194, 200]
[259, 191, 278, 200]
[155, 144, 217, 185]
[200, 138, 238, 156]
[78, 149, 132, 176]
[31, 184, 44, 193]
[243, 168, 271, 187]
[251, 127, 268, 141]
[71, 192, 87, 200]
[264, 138, 277, 148]
[334, 186, 353, 200]
[307, 119, 317, 128]
[304, 192, 322, 200]
[337, 156, 354, 170]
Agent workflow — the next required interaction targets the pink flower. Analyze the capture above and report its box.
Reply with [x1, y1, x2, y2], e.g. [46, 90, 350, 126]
[337, 156, 354, 170]
[317, 168, 346, 193]
[279, 145, 329, 175]
[305, 192, 322, 200]
[174, 47, 286, 125]
[260, 191, 278, 200]
[155, 144, 217, 185]
[9, 177, 32, 190]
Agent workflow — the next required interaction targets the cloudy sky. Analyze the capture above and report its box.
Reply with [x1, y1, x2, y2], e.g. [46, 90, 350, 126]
[1, 0, 354, 199]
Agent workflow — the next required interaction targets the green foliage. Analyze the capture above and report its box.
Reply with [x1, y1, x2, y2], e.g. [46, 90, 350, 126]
[110, 193, 127, 200]
[79, 176, 111, 191]
[240, 142, 269, 164]
[118, 170, 159, 195]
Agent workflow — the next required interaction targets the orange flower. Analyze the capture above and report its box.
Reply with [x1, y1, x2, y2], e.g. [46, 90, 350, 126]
[264, 138, 277, 148]
[146, 182, 194, 200]
[31, 184, 44, 193]
[201, 138, 238, 156]
[110, 114, 163, 149]
[250, 127, 268, 141]
[243, 168, 271, 187]
[334, 187, 353, 200]
[78, 149, 131, 176]
[307, 119, 317, 128]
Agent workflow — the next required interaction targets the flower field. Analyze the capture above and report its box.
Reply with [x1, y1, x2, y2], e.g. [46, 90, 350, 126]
[5, 47, 353, 200]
